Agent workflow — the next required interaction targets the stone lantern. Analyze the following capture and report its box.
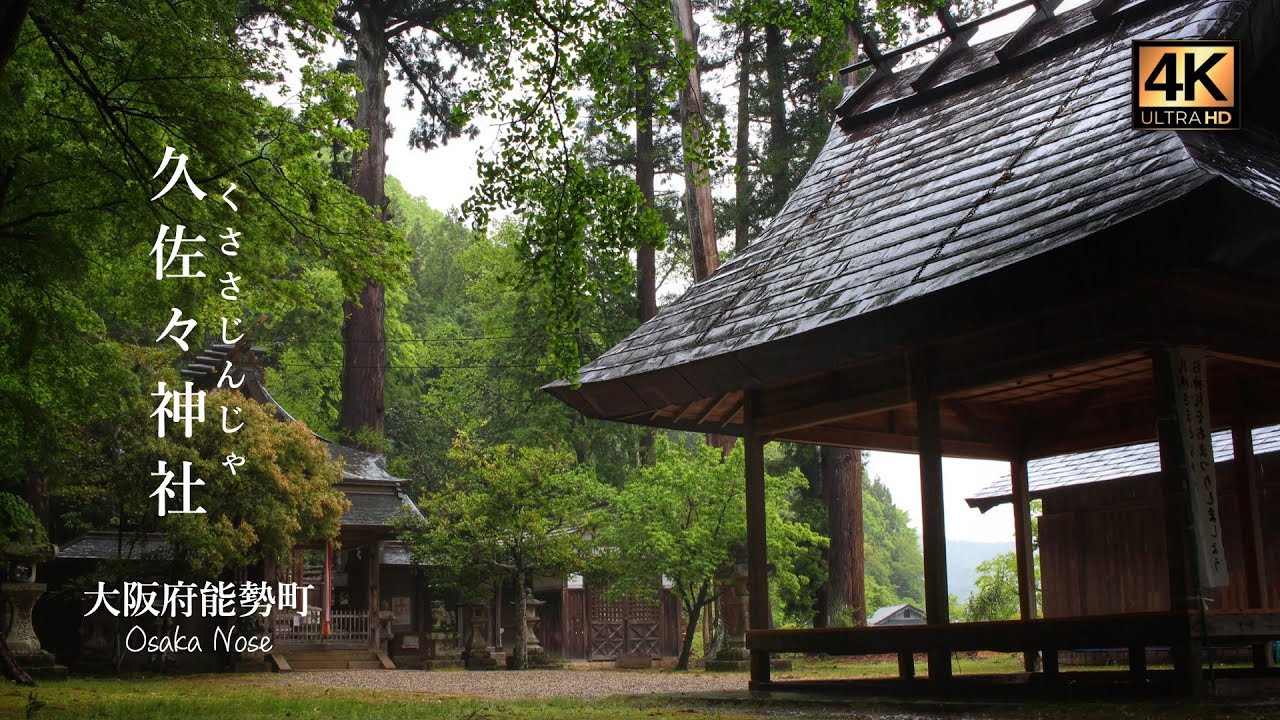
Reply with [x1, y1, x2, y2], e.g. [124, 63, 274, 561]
[1, 538, 56, 676]
[463, 602, 496, 670]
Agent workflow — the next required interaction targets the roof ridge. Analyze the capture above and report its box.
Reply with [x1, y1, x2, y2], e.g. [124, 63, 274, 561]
[838, 0, 1218, 130]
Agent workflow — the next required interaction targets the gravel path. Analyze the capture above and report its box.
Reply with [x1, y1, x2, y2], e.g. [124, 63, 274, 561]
[274, 668, 748, 700]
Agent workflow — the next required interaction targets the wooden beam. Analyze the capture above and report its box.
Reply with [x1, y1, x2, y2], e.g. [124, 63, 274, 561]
[743, 391, 771, 688]
[838, 0, 1038, 76]
[1010, 454, 1041, 673]
[719, 394, 744, 428]
[911, 8, 979, 92]
[941, 399, 1015, 447]
[671, 399, 699, 423]
[1231, 422, 1274, 669]
[995, 0, 1063, 63]
[747, 611, 1197, 655]
[833, 66, 894, 116]
[1091, 0, 1125, 20]
[755, 388, 911, 436]
[1151, 347, 1205, 698]
[695, 393, 728, 425]
[911, 350, 951, 687]
[782, 425, 1009, 460]
[1231, 424, 1268, 608]
[368, 543, 380, 651]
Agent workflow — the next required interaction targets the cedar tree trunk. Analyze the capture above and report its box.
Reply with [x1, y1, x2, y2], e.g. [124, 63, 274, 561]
[339, 4, 390, 449]
[821, 446, 866, 625]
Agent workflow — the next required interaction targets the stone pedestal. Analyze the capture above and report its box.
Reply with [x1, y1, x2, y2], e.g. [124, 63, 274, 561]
[424, 602, 464, 669]
[463, 604, 497, 670]
[704, 566, 790, 672]
[2, 582, 58, 674]
[705, 567, 750, 671]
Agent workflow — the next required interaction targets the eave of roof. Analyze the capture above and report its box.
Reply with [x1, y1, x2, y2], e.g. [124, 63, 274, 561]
[56, 532, 171, 561]
[965, 424, 1280, 511]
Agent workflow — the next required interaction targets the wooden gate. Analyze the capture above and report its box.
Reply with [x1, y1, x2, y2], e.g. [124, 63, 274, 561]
[587, 587, 661, 660]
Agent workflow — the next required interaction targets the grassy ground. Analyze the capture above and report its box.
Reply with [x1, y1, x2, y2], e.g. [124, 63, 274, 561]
[0, 677, 747, 720]
[2, 672, 1278, 720]
[771, 653, 1027, 680]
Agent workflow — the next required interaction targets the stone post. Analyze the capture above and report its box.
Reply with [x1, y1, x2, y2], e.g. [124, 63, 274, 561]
[2, 582, 55, 671]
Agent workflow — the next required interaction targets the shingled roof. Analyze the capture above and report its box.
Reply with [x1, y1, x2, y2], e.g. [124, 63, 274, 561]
[547, 0, 1280, 425]
[57, 532, 170, 561]
[966, 424, 1280, 511]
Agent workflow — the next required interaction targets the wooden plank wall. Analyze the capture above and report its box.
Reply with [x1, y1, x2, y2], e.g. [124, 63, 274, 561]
[1040, 457, 1279, 618]
[661, 589, 682, 658]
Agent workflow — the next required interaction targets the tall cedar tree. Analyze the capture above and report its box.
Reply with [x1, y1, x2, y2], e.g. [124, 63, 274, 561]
[332, 1, 478, 449]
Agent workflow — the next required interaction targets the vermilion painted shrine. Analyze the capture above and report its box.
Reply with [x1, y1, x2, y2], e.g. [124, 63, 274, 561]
[549, 0, 1280, 697]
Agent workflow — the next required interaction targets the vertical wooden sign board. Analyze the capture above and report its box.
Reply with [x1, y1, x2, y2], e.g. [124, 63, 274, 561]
[1171, 348, 1230, 588]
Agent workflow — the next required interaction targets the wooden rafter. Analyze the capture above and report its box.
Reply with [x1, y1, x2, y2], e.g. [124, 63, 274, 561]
[671, 399, 699, 423]
[995, 0, 1065, 63]
[911, 8, 979, 92]
[834, 24, 899, 115]
[719, 394, 745, 429]
[839, 0, 1038, 76]
[695, 392, 728, 425]
[1091, 0, 1126, 20]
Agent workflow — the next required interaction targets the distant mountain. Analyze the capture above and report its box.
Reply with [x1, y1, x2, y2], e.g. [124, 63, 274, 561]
[946, 540, 1014, 600]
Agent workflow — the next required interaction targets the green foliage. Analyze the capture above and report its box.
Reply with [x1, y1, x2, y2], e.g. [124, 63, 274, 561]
[401, 434, 605, 602]
[595, 435, 821, 665]
[782, 444, 925, 621]
[167, 390, 348, 577]
[0, 492, 50, 558]
[0, 0, 404, 518]
[44, 349, 347, 581]
[963, 550, 1038, 623]
[862, 475, 925, 606]
[462, 0, 671, 378]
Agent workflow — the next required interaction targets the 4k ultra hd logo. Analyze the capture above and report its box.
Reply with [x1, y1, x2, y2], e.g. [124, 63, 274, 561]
[1132, 40, 1239, 130]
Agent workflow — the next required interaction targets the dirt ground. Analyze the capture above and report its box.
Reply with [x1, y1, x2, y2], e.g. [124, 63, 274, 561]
[274, 667, 749, 700]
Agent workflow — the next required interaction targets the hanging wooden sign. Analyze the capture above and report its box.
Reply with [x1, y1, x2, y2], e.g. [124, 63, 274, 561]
[1170, 347, 1230, 588]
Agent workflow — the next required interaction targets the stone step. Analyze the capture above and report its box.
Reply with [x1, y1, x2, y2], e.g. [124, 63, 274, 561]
[287, 660, 354, 671]
[269, 649, 394, 672]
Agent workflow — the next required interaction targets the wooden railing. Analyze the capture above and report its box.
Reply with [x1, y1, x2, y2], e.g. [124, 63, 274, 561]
[747, 610, 1280, 681]
[272, 608, 369, 644]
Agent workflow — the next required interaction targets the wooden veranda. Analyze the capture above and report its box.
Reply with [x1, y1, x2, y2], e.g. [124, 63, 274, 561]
[548, 0, 1280, 698]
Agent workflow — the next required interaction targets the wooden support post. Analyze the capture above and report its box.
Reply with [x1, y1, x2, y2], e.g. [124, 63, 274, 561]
[744, 392, 772, 688]
[1010, 454, 1041, 673]
[369, 544, 381, 651]
[323, 542, 333, 639]
[1043, 648, 1059, 676]
[1128, 643, 1147, 684]
[897, 651, 915, 680]
[492, 580, 503, 650]
[912, 351, 951, 687]
[1231, 423, 1273, 669]
[1152, 348, 1205, 697]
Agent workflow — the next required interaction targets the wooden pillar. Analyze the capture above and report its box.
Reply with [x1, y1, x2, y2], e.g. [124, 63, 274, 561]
[1010, 455, 1041, 673]
[912, 351, 951, 687]
[368, 544, 381, 651]
[492, 580, 503, 650]
[744, 392, 772, 687]
[322, 542, 332, 639]
[1231, 424, 1273, 668]
[1152, 348, 1205, 697]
